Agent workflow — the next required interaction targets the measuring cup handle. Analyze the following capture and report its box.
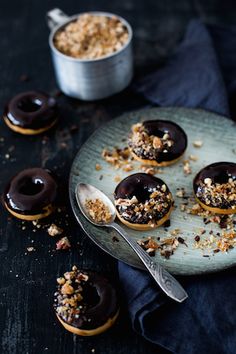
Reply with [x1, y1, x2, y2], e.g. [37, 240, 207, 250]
[46, 8, 70, 30]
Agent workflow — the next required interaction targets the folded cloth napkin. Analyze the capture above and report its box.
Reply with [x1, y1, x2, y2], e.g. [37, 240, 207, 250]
[133, 19, 236, 118]
[118, 20, 236, 354]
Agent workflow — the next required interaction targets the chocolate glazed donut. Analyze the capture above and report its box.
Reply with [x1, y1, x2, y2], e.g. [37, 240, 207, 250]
[114, 173, 173, 230]
[3, 168, 57, 220]
[3, 91, 58, 135]
[54, 267, 119, 336]
[193, 162, 236, 214]
[129, 120, 188, 166]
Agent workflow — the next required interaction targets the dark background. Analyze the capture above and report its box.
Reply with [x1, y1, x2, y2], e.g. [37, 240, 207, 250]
[0, 1, 236, 354]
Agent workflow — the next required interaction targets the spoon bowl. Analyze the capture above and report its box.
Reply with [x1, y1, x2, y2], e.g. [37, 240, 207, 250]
[76, 183, 116, 226]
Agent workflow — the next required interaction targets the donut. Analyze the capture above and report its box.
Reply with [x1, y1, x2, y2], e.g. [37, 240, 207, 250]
[128, 120, 187, 166]
[114, 173, 173, 230]
[3, 91, 58, 135]
[3, 168, 57, 220]
[193, 162, 236, 214]
[54, 266, 119, 336]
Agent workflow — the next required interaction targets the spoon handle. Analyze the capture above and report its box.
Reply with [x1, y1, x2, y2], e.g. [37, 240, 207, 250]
[111, 222, 188, 303]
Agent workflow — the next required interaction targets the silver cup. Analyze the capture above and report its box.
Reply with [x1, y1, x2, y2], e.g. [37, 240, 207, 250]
[47, 8, 133, 101]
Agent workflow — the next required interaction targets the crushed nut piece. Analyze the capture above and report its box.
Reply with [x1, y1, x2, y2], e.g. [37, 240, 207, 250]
[183, 160, 192, 175]
[56, 237, 71, 250]
[27, 247, 36, 252]
[48, 224, 64, 237]
[128, 123, 174, 161]
[193, 140, 203, 148]
[95, 163, 102, 171]
[189, 154, 198, 161]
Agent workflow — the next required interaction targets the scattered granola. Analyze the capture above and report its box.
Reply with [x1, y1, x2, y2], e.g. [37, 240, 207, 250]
[140, 165, 164, 175]
[85, 198, 112, 223]
[95, 163, 102, 171]
[56, 237, 71, 250]
[27, 246, 36, 252]
[114, 175, 121, 183]
[183, 160, 192, 175]
[193, 140, 203, 148]
[122, 164, 133, 172]
[176, 188, 186, 198]
[189, 154, 198, 161]
[102, 147, 132, 169]
[48, 223, 64, 237]
[137, 236, 182, 259]
[194, 230, 236, 253]
[54, 14, 129, 59]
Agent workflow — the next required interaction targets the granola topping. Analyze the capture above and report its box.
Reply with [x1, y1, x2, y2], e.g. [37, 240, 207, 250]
[54, 14, 129, 60]
[196, 177, 236, 210]
[115, 184, 172, 225]
[85, 198, 112, 223]
[54, 266, 119, 330]
[128, 123, 174, 161]
[54, 266, 89, 324]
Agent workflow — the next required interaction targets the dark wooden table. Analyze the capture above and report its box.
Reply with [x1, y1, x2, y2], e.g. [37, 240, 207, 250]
[0, 1, 235, 353]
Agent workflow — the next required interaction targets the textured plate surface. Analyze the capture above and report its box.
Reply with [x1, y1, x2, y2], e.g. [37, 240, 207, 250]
[69, 107, 236, 275]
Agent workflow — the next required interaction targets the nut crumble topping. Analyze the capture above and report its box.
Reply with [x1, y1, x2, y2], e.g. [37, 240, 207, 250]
[196, 177, 236, 209]
[54, 14, 129, 60]
[115, 184, 172, 225]
[128, 123, 174, 161]
[54, 266, 89, 324]
[85, 198, 112, 223]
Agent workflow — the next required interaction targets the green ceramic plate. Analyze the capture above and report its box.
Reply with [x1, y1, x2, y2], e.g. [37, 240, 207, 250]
[69, 107, 236, 275]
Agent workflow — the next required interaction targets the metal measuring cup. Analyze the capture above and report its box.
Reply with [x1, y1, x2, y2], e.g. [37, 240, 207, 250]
[47, 8, 133, 101]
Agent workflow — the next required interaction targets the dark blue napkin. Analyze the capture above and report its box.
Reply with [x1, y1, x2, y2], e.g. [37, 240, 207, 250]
[118, 20, 236, 354]
[133, 19, 236, 118]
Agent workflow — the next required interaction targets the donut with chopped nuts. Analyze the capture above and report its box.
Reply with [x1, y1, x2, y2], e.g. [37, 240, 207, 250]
[54, 266, 119, 336]
[193, 162, 236, 214]
[128, 120, 187, 166]
[3, 168, 57, 220]
[3, 91, 58, 135]
[114, 173, 173, 230]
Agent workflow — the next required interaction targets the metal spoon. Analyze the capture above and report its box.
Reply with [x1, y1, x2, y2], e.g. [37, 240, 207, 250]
[75, 183, 188, 303]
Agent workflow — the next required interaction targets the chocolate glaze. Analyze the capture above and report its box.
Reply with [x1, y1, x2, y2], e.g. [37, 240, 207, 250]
[193, 162, 236, 208]
[4, 168, 57, 215]
[114, 173, 172, 223]
[114, 173, 166, 201]
[56, 271, 118, 330]
[4, 91, 57, 130]
[131, 120, 187, 163]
